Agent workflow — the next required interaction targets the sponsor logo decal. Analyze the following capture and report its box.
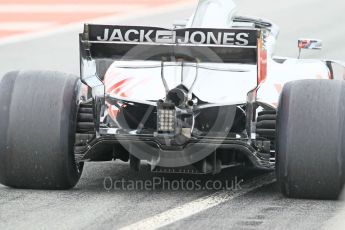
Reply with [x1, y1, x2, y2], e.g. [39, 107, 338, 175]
[97, 28, 175, 43]
[94, 26, 254, 46]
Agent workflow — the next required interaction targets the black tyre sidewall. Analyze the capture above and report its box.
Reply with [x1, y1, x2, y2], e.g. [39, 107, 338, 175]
[0, 71, 82, 189]
[276, 80, 345, 199]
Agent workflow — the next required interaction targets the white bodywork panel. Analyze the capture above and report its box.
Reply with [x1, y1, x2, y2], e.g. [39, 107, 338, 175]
[104, 59, 329, 107]
[257, 59, 329, 106]
[187, 0, 237, 28]
[104, 0, 330, 108]
[105, 62, 257, 105]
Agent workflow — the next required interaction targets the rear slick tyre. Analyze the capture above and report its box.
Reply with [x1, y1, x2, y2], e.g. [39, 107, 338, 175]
[276, 80, 345, 199]
[0, 71, 83, 190]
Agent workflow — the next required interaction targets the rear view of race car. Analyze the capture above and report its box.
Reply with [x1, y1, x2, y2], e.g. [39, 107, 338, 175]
[0, 0, 345, 200]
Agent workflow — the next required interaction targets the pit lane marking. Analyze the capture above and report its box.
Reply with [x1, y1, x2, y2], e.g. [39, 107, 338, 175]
[322, 196, 345, 230]
[0, 22, 55, 31]
[119, 173, 276, 230]
[0, 4, 145, 13]
[0, 0, 195, 45]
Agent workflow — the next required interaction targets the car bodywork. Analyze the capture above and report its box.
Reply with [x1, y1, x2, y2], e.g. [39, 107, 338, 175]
[77, 0, 345, 174]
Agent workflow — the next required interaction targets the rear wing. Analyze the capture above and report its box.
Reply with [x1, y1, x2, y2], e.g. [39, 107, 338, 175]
[79, 24, 267, 96]
[80, 24, 260, 63]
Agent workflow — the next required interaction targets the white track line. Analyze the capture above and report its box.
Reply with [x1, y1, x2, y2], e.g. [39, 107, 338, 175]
[0, 4, 145, 13]
[322, 194, 345, 230]
[0, 22, 55, 31]
[0, 1, 195, 46]
[322, 210, 345, 230]
[119, 173, 276, 230]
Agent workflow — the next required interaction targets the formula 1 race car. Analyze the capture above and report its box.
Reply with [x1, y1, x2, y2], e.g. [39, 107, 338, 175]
[1, 0, 345, 199]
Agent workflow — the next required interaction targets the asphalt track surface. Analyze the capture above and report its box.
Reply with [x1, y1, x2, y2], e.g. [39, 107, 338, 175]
[1, 0, 345, 229]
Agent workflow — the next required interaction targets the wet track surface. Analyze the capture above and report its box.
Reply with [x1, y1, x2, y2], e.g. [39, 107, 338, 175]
[1, 0, 345, 229]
